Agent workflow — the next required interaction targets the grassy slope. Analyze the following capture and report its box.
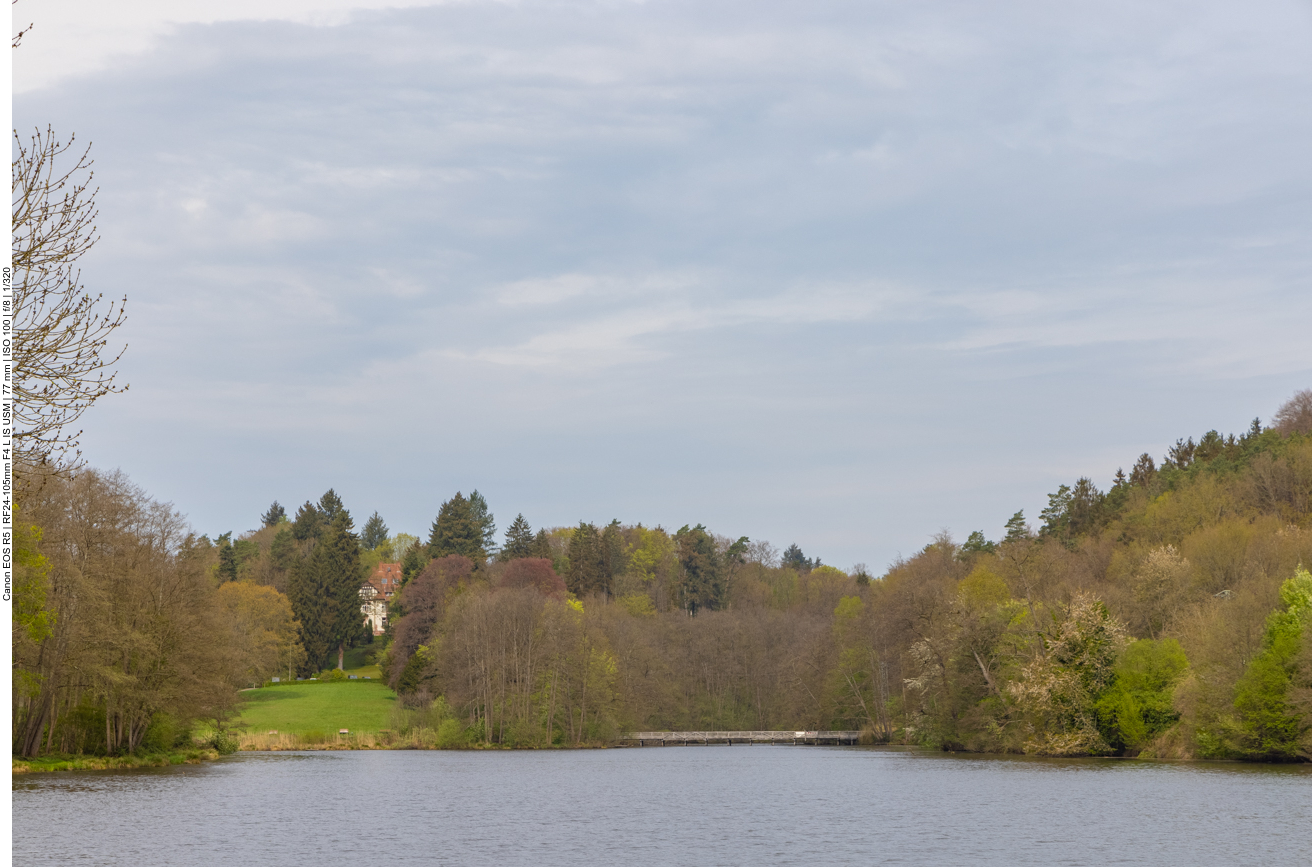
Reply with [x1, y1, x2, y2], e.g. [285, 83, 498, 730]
[237, 682, 397, 736]
[338, 644, 383, 680]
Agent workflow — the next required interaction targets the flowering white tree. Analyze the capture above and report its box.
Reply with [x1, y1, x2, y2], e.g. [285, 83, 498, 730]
[1008, 594, 1127, 756]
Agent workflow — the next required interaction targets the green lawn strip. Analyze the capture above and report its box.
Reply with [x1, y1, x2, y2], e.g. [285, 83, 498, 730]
[12, 748, 221, 774]
[310, 645, 384, 681]
[236, 681, 397, 737]
[340, 645, 371, 669]
[344, 664, 384, 679]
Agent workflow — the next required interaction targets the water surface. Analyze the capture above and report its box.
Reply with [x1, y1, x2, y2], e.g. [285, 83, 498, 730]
[14, 747, 1312, 866]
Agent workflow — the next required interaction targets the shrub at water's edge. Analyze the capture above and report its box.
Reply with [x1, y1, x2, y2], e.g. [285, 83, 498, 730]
[1197, 567, 1312, 761]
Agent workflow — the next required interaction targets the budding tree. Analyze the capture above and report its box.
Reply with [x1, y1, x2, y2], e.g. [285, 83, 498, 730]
[1272, 388, 1312, 437]
[11, 126, 127, 473]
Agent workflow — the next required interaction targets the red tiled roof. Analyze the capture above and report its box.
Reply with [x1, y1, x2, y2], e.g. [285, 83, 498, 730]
[365, 562, 403, 597]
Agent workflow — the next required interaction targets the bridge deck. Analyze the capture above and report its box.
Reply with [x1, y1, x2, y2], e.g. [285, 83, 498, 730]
[620, 731, 863, 746]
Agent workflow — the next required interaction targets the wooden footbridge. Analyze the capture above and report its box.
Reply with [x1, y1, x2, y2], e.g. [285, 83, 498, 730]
[621, 731, 863, 746]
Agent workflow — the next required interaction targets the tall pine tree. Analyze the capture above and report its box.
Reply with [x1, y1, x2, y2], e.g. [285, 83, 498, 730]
[322, 509, 365, 670]
[567, 522, 612, 598]
[287, 492, 366, 672]
[469, 490, 497, 554]
[318, 489, 345, 523]
[361, 511, 389, 551]
[1003, 510, 1031, 544]
[287, 548, 331, 674]
[676, 524, 724, 614]
[260, 501, 286, 527]
[215, 532, 238, 583]
[401, 541, 429, 587]
[291, 500, 323, 541]
[502, 514, 535, 560]
[781, 543, 812, 572]
[601, 519, 626, 581]
[531, 528, 553, 560]
[428, 492, 486, 564]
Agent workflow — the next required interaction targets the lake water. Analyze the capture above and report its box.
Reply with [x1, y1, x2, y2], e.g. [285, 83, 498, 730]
[13, 747, 1312, 866]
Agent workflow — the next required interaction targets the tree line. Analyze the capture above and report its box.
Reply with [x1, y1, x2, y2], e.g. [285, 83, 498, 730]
[371, 390, 1312, 757]
[13, 389, 1312, 758]
[11, 472, 302, 756]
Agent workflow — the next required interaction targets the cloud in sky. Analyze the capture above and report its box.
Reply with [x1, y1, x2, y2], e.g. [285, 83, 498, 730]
[14, 0, 1312, 569]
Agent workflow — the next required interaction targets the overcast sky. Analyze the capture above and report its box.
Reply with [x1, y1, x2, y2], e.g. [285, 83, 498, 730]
[13, 0, 1312, 570]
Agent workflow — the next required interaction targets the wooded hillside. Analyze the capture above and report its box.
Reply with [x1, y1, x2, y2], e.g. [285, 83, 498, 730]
[13, 389, 1312, 759]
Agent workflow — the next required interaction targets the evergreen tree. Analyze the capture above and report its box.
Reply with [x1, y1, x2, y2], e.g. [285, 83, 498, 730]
[721, 535, 750, 593]
[260, 501, 286, 527]
[318, 489, 345, 523]
[1002, 510, 1030, 544]
[1041, 479, 1106, 545]
[292, 500, 323, 541]
[469, 490, 497, 554]
[1129, 453, 1157, 488]
[725, 536, 750, 563]
[675, 524, 724, 613]
[269, 525, 296, 575]
[960, 531, 996, 558]
[502, 514, 535, 560]
[567, 522, 605, 597]
[287, 508, 366, 673]
[396, 646, 431, 695]
[323, 509, 366, 670]
[401, 540, 429, 587]
[287, 550, 331, 674]
[1166, 437, 1196, 469]
[1067, 478, 1106, 537]
[1039, 485, 1072, 538]
[428, 492, 486, 563]
[216, 532, 238, 583]
[601, 519, 627, 581]
[531, 528, 553, 560]
[361, 511, 389, 551]
[782, 543, 812, 572]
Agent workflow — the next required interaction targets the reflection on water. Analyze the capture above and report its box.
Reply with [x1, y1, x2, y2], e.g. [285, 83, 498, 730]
[14, 747, 1312, 866]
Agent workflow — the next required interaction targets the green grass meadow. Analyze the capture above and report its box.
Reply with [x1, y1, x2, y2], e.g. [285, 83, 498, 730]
[337, 645, 384, 680]
[237, 681, 397, 737]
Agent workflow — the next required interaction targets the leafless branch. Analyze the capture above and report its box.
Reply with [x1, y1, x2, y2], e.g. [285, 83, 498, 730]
[12, 126, 128, 477]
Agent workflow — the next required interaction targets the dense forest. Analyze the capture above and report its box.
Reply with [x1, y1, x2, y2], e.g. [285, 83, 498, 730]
[12, 390, 1312, 760]
[376, 391, 1312, 760]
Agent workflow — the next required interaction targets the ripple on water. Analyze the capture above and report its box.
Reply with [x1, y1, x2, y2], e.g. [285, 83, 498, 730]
[14, 748, 1312, 866]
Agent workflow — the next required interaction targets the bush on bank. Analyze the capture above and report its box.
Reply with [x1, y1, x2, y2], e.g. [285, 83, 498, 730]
[12, 748, 222, 774]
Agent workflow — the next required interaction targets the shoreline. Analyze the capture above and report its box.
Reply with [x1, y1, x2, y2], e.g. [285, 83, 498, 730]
[12, 748, 222, 775]
[232, 739, 1306, 763]
[14, 744, 1307, 772]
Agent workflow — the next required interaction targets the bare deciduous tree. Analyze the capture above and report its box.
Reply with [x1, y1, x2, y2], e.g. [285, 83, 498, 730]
[12, 0, 34, 49]
[12, 469, 253, 756]
[11, 126, 127, 473]
[1272, 388, 1312, 437]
